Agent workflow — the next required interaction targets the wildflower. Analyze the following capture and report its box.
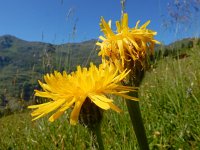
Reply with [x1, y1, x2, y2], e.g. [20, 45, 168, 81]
[96, 13, 160, 72]
[28, 63, 137, 125]
[96, 13, 160, 149]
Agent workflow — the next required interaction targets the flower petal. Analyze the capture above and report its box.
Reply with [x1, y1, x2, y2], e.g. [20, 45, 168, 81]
[48, 98, 76, 122]
[108, 103, 122, 112]
[89, 95, 110, 110]
[70, 99, 84, 125]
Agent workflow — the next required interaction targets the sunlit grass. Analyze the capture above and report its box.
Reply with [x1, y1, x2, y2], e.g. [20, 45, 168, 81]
[140, 47, 200, 149]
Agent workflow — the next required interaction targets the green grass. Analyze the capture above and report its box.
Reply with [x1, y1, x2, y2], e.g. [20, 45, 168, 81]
[140, 47, 200, 149]
[0, 47, 200, 149]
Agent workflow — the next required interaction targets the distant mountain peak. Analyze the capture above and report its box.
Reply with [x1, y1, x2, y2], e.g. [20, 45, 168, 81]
[0, 34, 23, 41]
[0, 34, 26, 43]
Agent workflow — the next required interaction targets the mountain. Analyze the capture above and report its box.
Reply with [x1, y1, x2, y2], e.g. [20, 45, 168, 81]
[0, 35, 100, 113]
[0, 35, 100, 69]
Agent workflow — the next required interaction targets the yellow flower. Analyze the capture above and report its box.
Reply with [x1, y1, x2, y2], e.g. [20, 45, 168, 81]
[96, 13, 160, 71]
[28, 63, 138, 125]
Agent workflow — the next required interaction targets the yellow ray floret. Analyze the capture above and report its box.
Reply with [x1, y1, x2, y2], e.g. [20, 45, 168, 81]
[96, 13, 160, 71]
[28, 63, 138, 125]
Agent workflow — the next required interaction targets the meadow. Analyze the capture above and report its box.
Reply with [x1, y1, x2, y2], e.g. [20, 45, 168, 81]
[0, 42, 199, 150]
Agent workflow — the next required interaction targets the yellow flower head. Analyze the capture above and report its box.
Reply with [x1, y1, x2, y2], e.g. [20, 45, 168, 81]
[28, 63, 137, 125]
[96, 13, 160, 71]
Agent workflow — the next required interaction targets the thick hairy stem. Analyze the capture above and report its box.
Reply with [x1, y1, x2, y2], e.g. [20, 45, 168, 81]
[125, 60, 149, 150]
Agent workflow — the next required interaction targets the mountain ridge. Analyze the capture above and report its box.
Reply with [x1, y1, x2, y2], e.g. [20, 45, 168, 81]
[0, 34, 98, 45]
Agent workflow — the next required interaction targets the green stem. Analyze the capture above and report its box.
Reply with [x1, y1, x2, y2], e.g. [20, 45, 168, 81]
[91, 123, 104, 150]
[126, 90, 149, 150]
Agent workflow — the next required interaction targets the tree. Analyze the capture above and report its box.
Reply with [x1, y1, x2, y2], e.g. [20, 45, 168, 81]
[21, 82, 35, 101]
[0, 94, 8, 106]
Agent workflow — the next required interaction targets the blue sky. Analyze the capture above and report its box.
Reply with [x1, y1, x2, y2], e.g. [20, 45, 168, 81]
[0, 0, 199, 44]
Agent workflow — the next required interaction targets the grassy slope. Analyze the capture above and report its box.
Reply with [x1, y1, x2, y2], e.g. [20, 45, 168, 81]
[0, 47, 200, 149]
[140, 46, 200, 149]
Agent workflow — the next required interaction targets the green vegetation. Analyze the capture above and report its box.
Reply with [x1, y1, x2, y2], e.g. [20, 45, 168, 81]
[0, 35, 199, 149]
[155, 37, 200, 59]
[140, 46, 200, 149]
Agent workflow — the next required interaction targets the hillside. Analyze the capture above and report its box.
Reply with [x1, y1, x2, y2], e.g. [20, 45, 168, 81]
[0, 39, 199, 149]
[0, 35, 199, 114]
[155, 37, 200, 58]
[0, 35, 100, 113]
